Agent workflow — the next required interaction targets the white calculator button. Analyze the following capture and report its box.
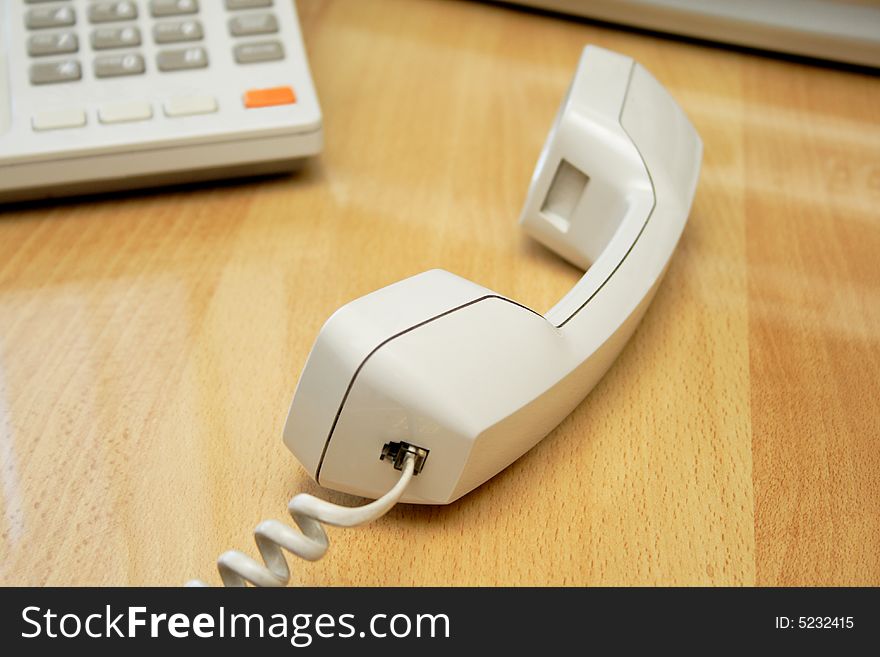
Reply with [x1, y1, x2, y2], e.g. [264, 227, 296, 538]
[163, 95, 218, 117]
[25, 6, 76, 30]
[99, 100, 153, 124]
[32, 108, 87, 132]
[150, 0, 199, 17]
[225, 0, 273, 9]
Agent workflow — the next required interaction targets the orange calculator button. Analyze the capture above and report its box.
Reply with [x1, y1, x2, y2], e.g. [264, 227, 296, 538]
[243, 86, 297, 108]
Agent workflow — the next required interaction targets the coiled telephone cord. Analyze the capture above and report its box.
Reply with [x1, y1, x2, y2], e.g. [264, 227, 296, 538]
[187, 454, 416, 587]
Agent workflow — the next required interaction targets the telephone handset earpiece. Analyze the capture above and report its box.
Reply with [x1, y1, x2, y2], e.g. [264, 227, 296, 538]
[283, 45, 702, 505]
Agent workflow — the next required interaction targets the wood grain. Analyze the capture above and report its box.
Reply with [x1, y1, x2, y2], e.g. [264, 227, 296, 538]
[0, 0, 877, 586]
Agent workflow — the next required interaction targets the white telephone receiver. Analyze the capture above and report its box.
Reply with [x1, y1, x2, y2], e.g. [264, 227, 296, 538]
[282, 45, 703, 505]
[190, 44, 703, 587]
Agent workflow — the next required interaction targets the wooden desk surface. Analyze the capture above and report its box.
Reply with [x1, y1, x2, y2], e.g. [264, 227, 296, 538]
[1, 0, 878, 586]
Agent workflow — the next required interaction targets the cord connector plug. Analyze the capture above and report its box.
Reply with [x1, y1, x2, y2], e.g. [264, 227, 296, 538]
[380, 441, 429, 475]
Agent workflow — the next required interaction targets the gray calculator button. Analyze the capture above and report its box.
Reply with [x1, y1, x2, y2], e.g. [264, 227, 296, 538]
[88, 1, 138, 23]
[29, 59, 81, 84]
[94, 53, 146, 77]
[91, 26, 142, 50]
[157, 46, 208, 71]
[25, 6, 76, 29]
[153, 20, 204, 44]
[27, 32, 78, 57]
[229, 13, 278, 36]
[234, 40, 284, 64]
[150, 0, 199, 17]
[225, 0, 273, 9]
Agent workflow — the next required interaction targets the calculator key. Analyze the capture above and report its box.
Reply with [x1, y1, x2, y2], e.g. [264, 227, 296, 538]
[91, 26, 142, 50]
[88, 1, 138, 24]
[99, 100, 153, 124]
[32, 108, 86, 132]
[29, 60, 81, 84]
[243, 86, 296, 108]
[234, 40, 284, 64]
[225, 0, 273, 9]
[153, 20, 204, 44]
[229, 13, 278, 36]
[163, 95, 218, 117]
[27, 32, 78, 57]
[24, 5, 76, 29]
[150, 0, 199, 17]
[94, 53, 146, 78]
[157, 47, 208, 71]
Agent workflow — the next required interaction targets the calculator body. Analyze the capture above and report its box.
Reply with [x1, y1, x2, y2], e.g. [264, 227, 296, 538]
[0, 0, 322, 202]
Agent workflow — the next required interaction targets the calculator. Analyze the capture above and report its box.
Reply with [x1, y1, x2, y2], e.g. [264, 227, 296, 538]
[0, 0, 322, 202]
